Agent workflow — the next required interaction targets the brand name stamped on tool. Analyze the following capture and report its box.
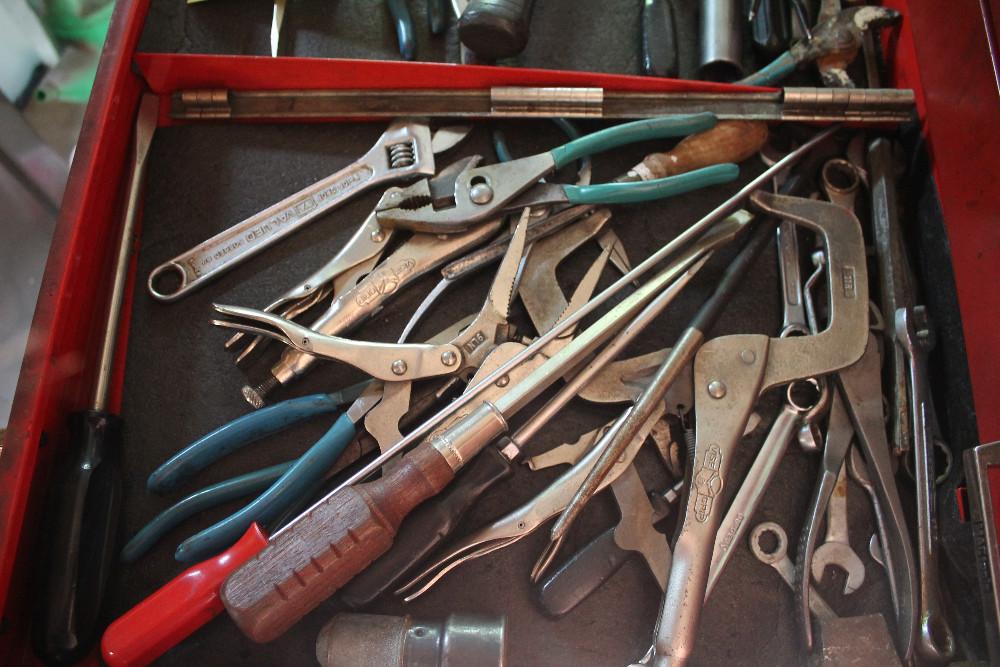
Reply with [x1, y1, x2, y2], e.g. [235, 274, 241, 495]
[462, 331, 488, 355]
[430, 431, 464, 468]
[841, 265, 857, 298]
[355, 258, 417, 306]
[693, 444, 724, 523]
[717, 512, 744, 551]
[314, 165, 372, 204]
[195, 166, 374, 272]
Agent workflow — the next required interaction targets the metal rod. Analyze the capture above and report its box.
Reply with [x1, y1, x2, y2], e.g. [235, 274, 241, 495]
[172, 87, 914, 123]
[93, 94, 158, 411]
[276, 125, 838, 536]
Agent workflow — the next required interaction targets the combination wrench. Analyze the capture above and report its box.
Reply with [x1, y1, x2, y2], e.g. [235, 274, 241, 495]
[751, 522, 837, 622]
[896, 306, 956, 663]
[797, 389, 865, 648]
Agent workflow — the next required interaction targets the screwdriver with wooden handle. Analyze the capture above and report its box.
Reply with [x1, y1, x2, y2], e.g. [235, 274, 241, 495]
[35, 93, 158, 664]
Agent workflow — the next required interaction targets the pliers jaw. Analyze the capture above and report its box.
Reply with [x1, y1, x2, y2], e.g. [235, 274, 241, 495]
[375, 153, 555, 232]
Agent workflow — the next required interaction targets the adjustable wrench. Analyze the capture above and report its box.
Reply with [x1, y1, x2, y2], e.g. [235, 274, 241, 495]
[896, 306, 956, 664]
[148, 120, 464, 301]
[651, 192, 868, 667]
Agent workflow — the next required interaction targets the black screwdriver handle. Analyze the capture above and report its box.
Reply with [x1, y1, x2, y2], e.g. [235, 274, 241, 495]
[36, 410, 123, 663]
[458, 0, 536, 60]
[537, 526, 633, 617]
[750, 0, 791, 59]
[339, 446, 513, 608]
[641, 0, 679, 78]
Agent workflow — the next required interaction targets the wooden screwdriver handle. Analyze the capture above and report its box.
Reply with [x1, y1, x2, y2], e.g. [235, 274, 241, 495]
[220, 446, 455, 643]
[634, 120, 769, 180]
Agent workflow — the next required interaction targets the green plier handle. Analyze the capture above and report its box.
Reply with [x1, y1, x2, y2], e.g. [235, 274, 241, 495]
[560, 164, 740, 205]
[549, 113, 717, 168]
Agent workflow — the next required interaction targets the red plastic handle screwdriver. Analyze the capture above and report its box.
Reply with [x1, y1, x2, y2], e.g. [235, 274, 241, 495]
[101, 524, 268, 667]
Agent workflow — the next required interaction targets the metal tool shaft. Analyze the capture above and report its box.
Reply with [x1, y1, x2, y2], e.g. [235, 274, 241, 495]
[94, 95, 158, 410]
[172, 87, 914, 123]
[550, 191, 794, 546]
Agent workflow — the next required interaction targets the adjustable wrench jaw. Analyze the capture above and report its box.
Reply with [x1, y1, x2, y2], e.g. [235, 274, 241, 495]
[147, 120, 438, 301]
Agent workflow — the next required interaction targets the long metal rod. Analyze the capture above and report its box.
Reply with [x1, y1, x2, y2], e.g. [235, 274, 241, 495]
[278, 125, 837, 534]
[93, 94, 158, 410]
[172, 88, 913, 123]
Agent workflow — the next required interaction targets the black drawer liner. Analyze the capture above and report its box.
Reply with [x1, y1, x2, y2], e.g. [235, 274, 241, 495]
[105, 119, 907, 665]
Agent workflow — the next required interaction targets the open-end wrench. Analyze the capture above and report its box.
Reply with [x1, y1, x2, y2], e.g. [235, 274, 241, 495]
[896, 306, 956, 664]
[708, 381, 817, 595]
[751, 522, 837, 622]
[847, 445, 891, 575]
[811, 461, 866, 594]
[797, 389, 865, 649]
[868, 138, 913, 458]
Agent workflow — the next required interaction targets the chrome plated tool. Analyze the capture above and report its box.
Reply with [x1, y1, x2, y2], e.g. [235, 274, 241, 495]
[796, 389, 865, 649]
[213, 211, 529, 384]
[837, 334, 918, 661]
[896, 306, 956, 664]
[216, 131, 828, 643]
[649, 192, 868, 667]
[750, 522, 837, 622]
[375, 114, 739, 233]
[148, 120, 468, 301]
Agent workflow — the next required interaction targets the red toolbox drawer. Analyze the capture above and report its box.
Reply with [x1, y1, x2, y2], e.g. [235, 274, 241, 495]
[2, 0, 999, 664]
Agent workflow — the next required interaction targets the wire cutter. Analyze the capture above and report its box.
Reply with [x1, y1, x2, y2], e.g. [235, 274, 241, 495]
[373, 113, 740, 233]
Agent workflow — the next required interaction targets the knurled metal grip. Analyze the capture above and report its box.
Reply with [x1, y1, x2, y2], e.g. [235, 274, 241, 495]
[430, 401, 509, 471]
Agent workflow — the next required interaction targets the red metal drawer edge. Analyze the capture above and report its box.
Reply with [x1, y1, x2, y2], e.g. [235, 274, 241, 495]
[882, 0, 1000, 444]
[0, 0, 149, 656]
